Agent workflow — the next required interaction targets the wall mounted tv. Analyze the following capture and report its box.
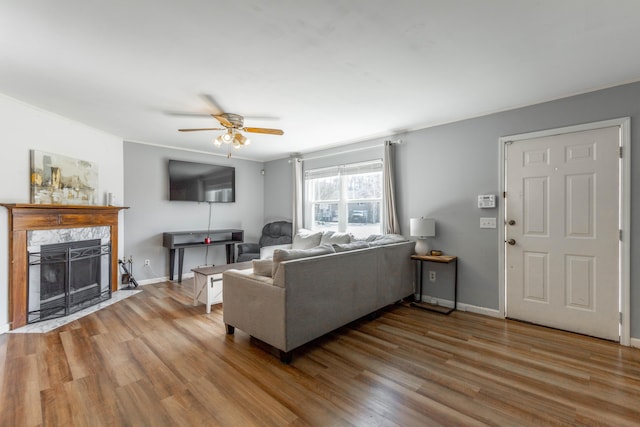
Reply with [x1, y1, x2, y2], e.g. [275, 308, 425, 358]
[168, 159, 235, 202]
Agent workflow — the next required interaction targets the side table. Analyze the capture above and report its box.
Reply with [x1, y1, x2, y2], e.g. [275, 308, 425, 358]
[410, 254, 458, 314]
[191, 261, 252, 313]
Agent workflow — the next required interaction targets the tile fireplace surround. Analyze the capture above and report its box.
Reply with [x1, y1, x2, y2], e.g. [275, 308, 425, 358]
[1, 204, 127, 330]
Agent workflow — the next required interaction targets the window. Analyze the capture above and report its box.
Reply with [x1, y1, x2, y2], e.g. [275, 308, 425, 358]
[304, 160, 383, 237]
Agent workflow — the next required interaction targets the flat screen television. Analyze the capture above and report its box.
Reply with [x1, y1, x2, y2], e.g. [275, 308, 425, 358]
[168, 159, 235, 202]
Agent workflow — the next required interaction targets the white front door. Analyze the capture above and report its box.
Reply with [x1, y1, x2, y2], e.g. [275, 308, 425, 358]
[505, 126, 620, 341]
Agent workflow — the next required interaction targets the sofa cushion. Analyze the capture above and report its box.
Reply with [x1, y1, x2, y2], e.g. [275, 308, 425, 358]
[367, 234, 409, 246]
[272, 244, 336, 281]
[292, 229, 323, 249]
[320, 231, 352, 245]
[252, 259, 274, 277]
[332, 241, 369, 252]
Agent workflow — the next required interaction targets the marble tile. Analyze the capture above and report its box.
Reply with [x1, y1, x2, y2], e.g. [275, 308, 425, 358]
[9, 290, 142, 334]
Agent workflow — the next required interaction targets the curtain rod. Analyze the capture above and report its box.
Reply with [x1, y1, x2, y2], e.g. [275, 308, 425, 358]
[290, 139, 402, 163]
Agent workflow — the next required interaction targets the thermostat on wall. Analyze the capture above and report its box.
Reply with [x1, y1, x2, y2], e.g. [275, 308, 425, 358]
[478, 194, 496, 208]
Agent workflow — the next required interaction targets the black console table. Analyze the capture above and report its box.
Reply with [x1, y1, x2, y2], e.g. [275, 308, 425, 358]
[162, 229, 244, 282]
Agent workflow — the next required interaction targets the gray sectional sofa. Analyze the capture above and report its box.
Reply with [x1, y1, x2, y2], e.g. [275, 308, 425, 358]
[222, 232, 415, 362]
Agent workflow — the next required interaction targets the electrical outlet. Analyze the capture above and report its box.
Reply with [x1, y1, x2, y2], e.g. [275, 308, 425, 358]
[144, 259, 150, 266]
[429, 271, 436, 282]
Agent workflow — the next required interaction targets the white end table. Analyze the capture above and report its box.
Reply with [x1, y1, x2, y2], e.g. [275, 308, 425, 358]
[191, 261, 252, 313]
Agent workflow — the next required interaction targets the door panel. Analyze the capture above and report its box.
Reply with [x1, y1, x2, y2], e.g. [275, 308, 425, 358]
[566, 174, 594, 237]
[565, 255, 594, 309]
[523, 177, 548, 235]
[506, 126, 619, 341]
[523, 252, 548, 302]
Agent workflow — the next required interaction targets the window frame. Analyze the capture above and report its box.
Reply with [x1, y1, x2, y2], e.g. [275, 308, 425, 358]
[304, 160, 383, 237]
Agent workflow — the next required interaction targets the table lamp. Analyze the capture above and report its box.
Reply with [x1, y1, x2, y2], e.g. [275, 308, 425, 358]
[410, 217, 435, 256]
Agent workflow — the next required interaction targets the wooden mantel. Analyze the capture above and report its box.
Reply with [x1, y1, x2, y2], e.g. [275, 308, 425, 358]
[1, 204, 128, 330]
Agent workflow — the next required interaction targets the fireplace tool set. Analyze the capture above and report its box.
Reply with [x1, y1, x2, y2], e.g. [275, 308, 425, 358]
[119, 256, 139, 289]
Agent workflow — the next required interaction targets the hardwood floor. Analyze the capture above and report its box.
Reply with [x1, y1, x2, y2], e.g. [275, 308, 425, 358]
[2, 280, 640, 426]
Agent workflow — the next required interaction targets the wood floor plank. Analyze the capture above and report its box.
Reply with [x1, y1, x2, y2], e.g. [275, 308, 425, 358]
[41, 383, 73, 427]
[2, 280, 640, 426]
[91, 333, 146, 387]
[59, 328, 100, 380]
[0, 334, 8, 395]
[161, 388, 222, 427]
[124, 337, 187, 400]
[1, 353, 42, 426]
[37, 333, 73, 390]
[115, 378, 175, 427]
[61, 373, 123, 427]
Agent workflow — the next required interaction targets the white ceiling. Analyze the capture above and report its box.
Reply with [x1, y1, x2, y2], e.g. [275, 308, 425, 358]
[2, 1, 640, 162]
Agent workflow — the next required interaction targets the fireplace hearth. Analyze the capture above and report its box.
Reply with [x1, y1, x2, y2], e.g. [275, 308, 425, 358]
[28, 239, 111, 323]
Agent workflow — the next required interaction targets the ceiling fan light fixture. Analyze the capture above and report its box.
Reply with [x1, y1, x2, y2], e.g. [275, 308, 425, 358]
[221, 131, 233, 143]
[233, 132, 249, 146]
[214, 135, 224, 147]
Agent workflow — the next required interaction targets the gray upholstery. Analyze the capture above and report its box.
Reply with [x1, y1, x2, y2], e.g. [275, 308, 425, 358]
[223, 240, 415, 360]
[237, 221, 293, 262]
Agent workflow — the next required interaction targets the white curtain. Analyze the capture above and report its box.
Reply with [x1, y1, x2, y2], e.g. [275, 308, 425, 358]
[292, 157, 303, 232]
[383, 141, 401, 234]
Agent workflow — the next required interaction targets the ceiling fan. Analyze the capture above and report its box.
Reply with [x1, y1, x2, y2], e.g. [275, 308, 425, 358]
[179, 112, 284, 157]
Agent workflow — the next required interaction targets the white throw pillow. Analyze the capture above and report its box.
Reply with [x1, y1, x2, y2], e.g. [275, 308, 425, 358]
[260, 243, 292, 259]
[320, 231, 352, 245]
[292, 229, 323, 249]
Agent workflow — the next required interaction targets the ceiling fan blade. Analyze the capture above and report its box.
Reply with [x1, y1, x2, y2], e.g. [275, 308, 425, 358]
[213, 114, 233, 127]
[165, 111, 213, 118]
[199, 94, 225, 114]
[243, 127, 284, 135]
[178, 127, 225, 132]
[242, 115, 280, 121]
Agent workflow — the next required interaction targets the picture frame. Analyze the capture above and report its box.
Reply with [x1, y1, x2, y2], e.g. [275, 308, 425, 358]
[30, 150, 98, 205]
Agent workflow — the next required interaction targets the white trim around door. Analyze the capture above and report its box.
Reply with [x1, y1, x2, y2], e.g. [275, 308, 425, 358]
[498, 117, 631, 345]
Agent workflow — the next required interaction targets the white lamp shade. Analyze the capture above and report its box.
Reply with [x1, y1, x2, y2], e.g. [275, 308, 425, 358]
[410, 218, 435, 237]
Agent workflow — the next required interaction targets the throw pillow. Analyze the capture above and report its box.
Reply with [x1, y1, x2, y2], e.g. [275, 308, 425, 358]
[320, 231, 352, 245]
[332, 241, 370, 252]
[292, 229, 323, 249]
[252, 259, 274, 277]
[272, 244, 335, 277]
[260, 243, 292, 259]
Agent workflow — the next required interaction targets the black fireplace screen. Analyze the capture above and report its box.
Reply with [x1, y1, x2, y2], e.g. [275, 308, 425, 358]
[28, 240, 111, 323]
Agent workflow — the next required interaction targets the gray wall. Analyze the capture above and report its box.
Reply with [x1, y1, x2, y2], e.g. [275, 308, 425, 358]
[123, 142, 265, 281]
[263, 157, 292, 223]
[264, 81, 640, 337]
[302, 141, 384, 171]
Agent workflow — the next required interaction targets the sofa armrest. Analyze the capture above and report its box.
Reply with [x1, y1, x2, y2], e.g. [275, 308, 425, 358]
[260, 243, 292, 259]
[237, 243, 259, 256]
[223, 269, 286, 351]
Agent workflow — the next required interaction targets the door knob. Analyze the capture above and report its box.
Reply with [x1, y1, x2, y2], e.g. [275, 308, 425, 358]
[507, 239, 516, 245]
[508, 220, 516, 226]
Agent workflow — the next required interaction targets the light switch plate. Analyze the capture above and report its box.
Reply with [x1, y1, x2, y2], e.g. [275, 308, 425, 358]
[480, 217, 497, 228]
